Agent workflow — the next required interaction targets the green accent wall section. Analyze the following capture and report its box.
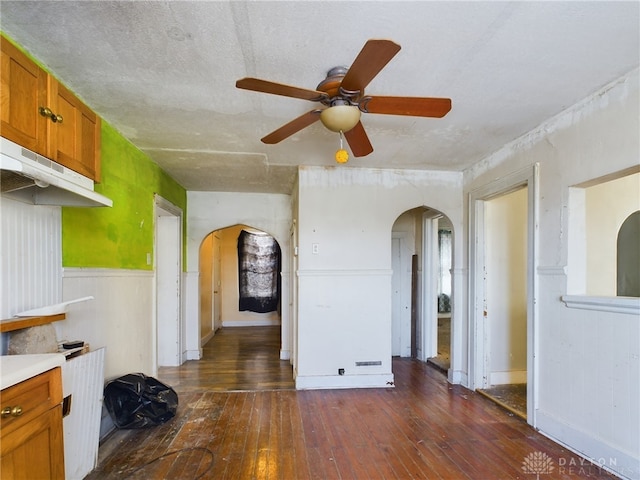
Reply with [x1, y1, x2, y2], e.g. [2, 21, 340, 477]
[62, 122, 187, 270]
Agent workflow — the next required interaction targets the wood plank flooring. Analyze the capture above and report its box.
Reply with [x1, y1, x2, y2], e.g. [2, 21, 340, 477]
[158, 326, 295, 392]
[87, 327, 617, 479]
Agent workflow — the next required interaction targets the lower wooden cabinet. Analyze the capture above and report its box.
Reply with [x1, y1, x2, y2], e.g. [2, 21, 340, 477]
[1, 367, 65, 480]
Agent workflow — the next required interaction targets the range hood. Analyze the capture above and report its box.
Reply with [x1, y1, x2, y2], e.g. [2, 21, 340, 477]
[0, 137, 112, 207]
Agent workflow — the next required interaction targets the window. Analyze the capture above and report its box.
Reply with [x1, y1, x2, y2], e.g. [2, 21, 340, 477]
[438, 229, 452, 312]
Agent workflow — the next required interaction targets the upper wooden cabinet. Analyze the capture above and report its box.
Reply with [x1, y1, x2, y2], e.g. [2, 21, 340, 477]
[0, 36, 101, 182]
[48, 77, 101, 181]
[0, 36, 48, 156]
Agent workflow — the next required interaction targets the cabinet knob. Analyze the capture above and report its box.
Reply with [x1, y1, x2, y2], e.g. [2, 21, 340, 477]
[39, 107, 63, 124]
[1, 405, 23, 418]
[39, 106, 53, 118]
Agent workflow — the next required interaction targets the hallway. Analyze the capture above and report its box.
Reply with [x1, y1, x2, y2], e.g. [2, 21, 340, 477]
[159, 326, 294, 392]
[87, 327, 616, 479]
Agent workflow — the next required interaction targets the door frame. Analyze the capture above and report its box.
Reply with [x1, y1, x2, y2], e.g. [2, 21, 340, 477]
[468, 164, 539, 425]
[154, 195, 183, 369]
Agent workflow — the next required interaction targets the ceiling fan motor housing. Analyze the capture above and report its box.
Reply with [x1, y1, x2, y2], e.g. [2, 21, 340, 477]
[317, 66, 362, 107]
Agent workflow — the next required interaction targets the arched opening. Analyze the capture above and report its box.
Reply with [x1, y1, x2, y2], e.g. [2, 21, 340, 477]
[391, 207, 454, 376]
[195, 224, 291, 390]
[617, 210, 640, 297]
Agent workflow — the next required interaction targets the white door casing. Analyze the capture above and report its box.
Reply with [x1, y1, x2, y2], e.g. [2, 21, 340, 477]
[468, 164, 539, 425]
[155, 195, 183, 368]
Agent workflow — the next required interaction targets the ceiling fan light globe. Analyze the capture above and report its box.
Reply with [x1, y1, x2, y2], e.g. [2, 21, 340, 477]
[320, 105, 361, 133]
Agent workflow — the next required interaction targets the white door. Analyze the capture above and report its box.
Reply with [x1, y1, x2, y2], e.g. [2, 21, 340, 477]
[391, 237, 402, 355]
[156, 198, 182, 367]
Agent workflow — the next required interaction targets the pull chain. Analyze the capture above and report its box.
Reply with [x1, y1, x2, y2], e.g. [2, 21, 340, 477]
[335, 131, 349, 164]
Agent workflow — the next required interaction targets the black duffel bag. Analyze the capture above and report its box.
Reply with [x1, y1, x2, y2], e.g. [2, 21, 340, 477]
[104, 373, 178, 429]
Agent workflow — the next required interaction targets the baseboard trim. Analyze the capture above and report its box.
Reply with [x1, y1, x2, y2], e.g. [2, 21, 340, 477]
[536, 410, 639, 480]
[185, 349, 201, 361]
[200, 331, 214, 346]
[222, 319, 281, 327]
[295, 373, 395, 390]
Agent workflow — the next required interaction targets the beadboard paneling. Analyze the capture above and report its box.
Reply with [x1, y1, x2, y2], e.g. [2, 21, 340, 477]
[0, 197, 62, 318]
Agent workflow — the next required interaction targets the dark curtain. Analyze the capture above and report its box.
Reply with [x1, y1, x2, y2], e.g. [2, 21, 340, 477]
[237, 230, 281, 313]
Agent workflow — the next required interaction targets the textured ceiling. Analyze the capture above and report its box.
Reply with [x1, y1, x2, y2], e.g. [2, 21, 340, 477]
[1, 1, 638, 194]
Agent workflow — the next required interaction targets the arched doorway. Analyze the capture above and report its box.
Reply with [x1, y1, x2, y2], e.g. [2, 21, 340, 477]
[391, 207, 454, 375]
[199, 224, 282, 342]
[195, 224, 292, 390]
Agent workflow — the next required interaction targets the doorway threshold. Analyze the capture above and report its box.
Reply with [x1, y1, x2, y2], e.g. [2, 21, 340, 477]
[477, 384, 527, 420]
[426, 356, 449, 374]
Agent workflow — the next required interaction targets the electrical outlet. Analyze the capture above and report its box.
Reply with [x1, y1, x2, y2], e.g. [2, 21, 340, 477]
[312, 243, 319, 254]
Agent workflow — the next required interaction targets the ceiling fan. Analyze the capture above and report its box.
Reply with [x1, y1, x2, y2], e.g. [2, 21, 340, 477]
[236, 39, 451, 160]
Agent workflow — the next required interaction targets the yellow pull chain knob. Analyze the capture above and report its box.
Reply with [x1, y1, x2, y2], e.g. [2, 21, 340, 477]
[335, 149, 349, 164]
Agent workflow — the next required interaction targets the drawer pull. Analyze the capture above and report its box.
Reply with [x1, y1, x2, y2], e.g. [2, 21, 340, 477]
[1, 405, 23, 418]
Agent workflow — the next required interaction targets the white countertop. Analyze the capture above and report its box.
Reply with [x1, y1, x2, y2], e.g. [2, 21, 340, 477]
[0, 353, 66, 390]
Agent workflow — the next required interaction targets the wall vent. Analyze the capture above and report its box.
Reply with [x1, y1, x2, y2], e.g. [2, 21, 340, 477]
[355, 361, 382, 367]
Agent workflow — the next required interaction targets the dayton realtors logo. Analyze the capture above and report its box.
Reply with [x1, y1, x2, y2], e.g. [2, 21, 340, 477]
[522, 451, 555, 479]
[522, 451, 620, 477]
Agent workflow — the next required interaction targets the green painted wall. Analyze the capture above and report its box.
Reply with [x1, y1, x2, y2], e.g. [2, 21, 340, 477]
[62, 122, 187, 270]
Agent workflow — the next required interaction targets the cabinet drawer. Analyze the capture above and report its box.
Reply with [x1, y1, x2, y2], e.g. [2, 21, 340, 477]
[0, 367, 62, 437]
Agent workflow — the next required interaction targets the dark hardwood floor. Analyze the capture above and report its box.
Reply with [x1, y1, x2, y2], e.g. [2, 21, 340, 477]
[158, 326, 295, 392]
[87, 326, 616, 479]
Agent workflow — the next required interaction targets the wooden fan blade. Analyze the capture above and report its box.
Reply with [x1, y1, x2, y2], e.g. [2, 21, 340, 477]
[344, 122, 373, 157]
[236, 78, 328, 102]
[360, 96, 452, 118]
[261, 110, 321, 144]
[340, 40, 401, 94]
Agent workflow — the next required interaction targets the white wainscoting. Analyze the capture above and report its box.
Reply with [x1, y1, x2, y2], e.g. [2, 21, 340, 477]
[59, 268, 154, 380]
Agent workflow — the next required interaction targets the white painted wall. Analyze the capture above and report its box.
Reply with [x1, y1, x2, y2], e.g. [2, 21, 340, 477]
[295, 167, 463, 389]
[186, 191, 292, 359]
[464, 69, 640, 479]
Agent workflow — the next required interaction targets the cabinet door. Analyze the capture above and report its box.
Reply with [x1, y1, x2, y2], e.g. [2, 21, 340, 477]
[0, 406, 65, 480]
[49, 78, 101, 182]
[0, 36, 48, 155]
